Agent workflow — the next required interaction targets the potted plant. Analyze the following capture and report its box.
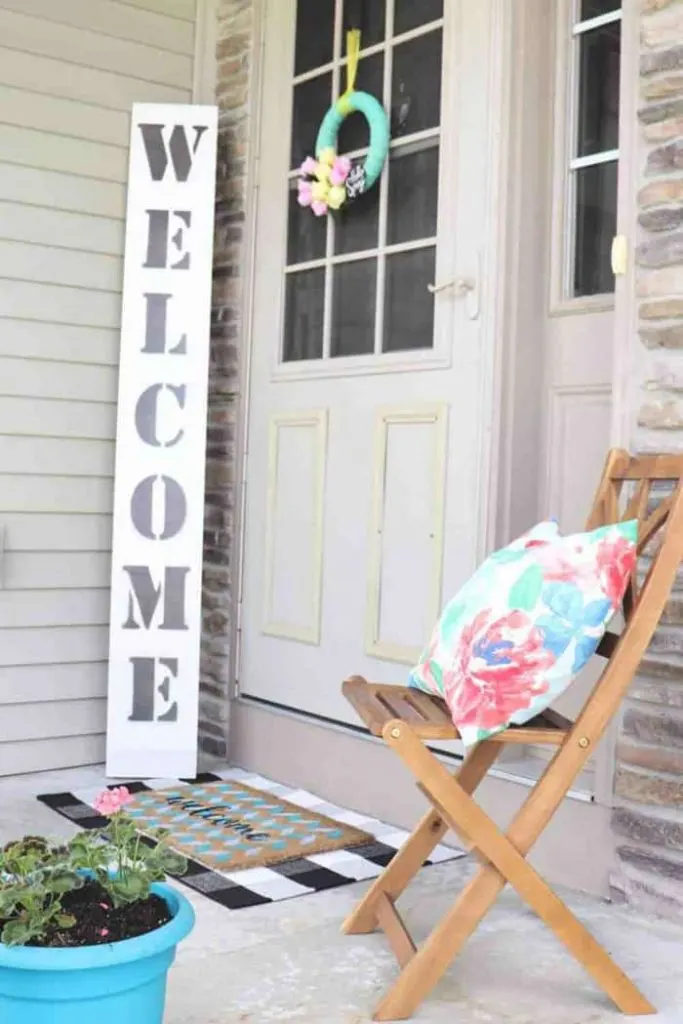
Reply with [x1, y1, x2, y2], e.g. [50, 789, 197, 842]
[0, 787, 194, 1024]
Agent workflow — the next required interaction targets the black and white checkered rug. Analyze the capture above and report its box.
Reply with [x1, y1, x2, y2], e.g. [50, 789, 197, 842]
[38, 767, 463, 911]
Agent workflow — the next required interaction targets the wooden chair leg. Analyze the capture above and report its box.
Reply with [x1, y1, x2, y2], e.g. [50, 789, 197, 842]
[373, 723, 656, 1022]
[342, 741, 500, 936]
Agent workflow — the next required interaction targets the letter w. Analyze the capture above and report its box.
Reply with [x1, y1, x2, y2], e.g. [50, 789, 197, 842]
[122, 566, 189, 630]
[138, 123, 208, 182]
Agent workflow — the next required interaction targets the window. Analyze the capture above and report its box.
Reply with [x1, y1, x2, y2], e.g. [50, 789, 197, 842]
[282, 0, 444, 363]
[568, 0, 621, 298]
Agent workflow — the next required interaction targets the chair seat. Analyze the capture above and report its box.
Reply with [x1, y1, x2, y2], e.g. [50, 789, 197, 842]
[342, 676, 570, 745]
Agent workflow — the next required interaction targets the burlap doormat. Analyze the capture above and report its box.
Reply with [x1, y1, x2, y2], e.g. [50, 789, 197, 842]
[124, 778, 372, 871]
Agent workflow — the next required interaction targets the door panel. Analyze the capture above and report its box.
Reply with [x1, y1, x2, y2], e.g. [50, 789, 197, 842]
[240, 0, 497, 726]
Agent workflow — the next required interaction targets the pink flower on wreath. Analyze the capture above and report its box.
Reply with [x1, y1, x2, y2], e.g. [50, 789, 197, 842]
[311, 199, 328, 216]
[444, 609, 554, 732]
[596, 534, 637, 607]
[330, 155, 352, 187]
[297, 179, 313, 207]
[94, 786, 133, 817]
[300, 156, 318, 176]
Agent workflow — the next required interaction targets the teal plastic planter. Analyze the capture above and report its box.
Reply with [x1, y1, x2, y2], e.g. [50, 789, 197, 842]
[0, 882, 194, 1024]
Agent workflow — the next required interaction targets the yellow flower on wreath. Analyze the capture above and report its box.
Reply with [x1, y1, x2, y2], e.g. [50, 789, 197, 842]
[327, 185, 347, 210]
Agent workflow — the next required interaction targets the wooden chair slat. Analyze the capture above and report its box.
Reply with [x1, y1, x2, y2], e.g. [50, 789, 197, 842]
[612, 453, 683, 480]
[342, 676, 393, 735]
[375, 894, 417, 969]
[640, 495, 674, 550]
[624, 477, 651, 522]
[376, 691, 426, 728]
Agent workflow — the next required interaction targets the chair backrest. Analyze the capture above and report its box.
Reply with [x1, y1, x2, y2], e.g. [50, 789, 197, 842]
[570, 449, 683, 738]
[520, 450, 683, 836]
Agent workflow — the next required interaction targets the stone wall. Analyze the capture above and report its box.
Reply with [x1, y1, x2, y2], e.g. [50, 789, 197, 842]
[610, 0, 683, 918]
[199, 0, 255, 762]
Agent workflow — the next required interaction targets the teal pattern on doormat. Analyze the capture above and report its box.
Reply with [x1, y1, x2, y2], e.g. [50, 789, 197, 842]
[126, 780, 373, 872]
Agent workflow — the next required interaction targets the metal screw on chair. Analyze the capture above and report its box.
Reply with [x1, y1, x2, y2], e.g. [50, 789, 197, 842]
[391, 727, 401, 739]
[578, 737, 590, 749]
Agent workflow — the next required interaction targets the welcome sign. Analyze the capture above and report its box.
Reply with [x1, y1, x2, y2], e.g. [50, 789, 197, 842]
[106, 104, 218, 778]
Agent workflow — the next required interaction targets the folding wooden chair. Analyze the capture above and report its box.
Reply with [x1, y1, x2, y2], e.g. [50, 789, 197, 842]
[342, 449, 683, 1021]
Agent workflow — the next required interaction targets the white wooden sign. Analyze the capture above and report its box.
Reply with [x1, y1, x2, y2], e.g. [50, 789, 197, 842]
[106, 103, 218, 778]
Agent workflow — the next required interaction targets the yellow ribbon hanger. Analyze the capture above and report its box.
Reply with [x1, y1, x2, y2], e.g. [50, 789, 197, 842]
[338, 28, 361, 116]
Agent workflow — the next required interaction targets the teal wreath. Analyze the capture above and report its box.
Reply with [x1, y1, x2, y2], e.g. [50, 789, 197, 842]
[315, 90, 390, 193]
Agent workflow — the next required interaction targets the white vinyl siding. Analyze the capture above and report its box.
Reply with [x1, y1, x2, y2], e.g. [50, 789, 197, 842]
[0, 0, 199, 775]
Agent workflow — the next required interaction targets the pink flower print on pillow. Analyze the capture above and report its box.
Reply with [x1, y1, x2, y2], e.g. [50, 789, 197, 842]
[596, 533, 637, 607]
[444, 609, 554, 734]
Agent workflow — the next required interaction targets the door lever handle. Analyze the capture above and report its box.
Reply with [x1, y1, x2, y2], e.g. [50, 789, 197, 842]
[427, 277, 475, 296]
[427, 264, 480, 320]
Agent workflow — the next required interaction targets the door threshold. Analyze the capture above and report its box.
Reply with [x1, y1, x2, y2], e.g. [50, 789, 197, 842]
[236, 695, 594, 804]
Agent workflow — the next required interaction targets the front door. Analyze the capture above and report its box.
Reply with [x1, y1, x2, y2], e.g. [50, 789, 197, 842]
[240, 0, 498, 726]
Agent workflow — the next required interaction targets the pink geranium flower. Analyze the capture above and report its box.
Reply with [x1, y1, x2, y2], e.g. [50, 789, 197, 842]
[94, 786, 133, 817]
[444, 609, 554, 732]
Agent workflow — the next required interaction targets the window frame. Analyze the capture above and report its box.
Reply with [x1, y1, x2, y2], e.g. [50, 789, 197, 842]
[276, 0, 453, 380]
[549, 0, 622, 315]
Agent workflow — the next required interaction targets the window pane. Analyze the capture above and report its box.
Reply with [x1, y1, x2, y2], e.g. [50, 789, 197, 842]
[291, 73, 332, 170]
[394, 0, 443, 35]
[283, 269, 325, 361]
[334, 184, 380, 255]
[391, 31, 443, 137]
[580, 0, 620, 21]
[331, 259, 377, 356]
[287, 186, 327, 264]
[295, 0, 335, 76]
[338, 53, 385, 155]
[387, 142, 439, 245]
[383, 248, 435, 352]
[574, 161, 617, 297]
[344, 0, 385, 46]
[577, 23, 620, 157]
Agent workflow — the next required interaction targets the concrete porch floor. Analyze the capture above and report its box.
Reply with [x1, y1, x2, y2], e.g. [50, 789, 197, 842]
[1, 767, 682, 1023]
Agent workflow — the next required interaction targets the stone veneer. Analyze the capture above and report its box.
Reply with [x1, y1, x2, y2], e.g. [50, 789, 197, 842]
[610, 0, 683, 918]
[199, 0, 255, 762]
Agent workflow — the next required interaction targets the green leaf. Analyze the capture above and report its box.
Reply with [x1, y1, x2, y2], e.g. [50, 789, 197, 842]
[158, 849, 188, 876]
[0, 895, 19, 918]
[55, 913, 77, 929]
[108, 875, 149, 904]
[508, 565, 543, 612]
[2, 919, 35, 947]
[49, 871, 82, 895]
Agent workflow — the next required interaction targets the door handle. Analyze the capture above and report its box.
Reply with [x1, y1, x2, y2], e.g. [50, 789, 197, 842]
[428, 259, 480, 320]
[427, 277, 475, 296]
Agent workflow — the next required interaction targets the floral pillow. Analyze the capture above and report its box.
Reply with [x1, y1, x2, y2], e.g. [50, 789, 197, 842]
[409, 519, 638, 747]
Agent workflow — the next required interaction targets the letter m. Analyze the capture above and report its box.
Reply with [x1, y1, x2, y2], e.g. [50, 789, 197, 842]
[138, 123, 209, 182]
[122, 566, 189, 631]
